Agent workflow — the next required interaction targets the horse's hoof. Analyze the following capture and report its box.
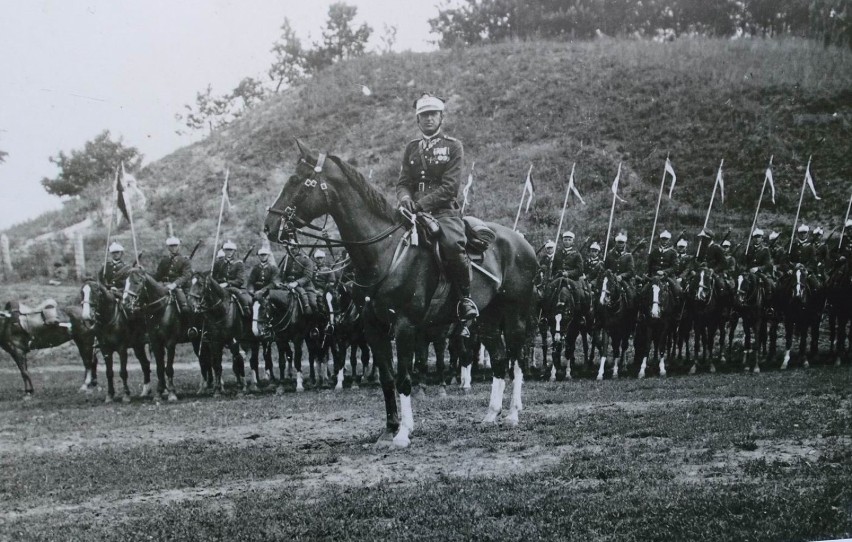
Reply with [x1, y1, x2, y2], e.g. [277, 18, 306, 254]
[753, 367, 761, 375]
[659, 370, 667, 378]
[168, 393, 178, 402]
[374, 430, 395, 449]
[438, 387, 447, 398]
[275, 385, 285, 395]
[248, 383, 258, 393]
[351, 382, 360, 391]
[122, 394, 131, 404]
[105, 395, 114, 404]
[78, 385, 88, 393]
[835, 358, 842, 367]
[505, 411, 519, 427]
[688, 365, 697, 375]
[22, 393, 33, 401]
[296, 385, 304, 393]
[803, 360, 810, 369]
[482, 409, 500, 424]
[449, 377, 458, 386]
[85, 387, 95, 396]
[596, 374, 604, 381]
[709, 364, 716, 374]
[392, 434, 410, 448]
[140, 385, 151, 398]
[463, 386, 472, 395]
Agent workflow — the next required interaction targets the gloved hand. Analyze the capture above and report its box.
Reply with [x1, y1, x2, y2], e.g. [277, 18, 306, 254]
[398, 198, 418, 220]
[166, 282, 177, 291]
[561, 271, 569, 278]
[656, 270, 665, 277]
[219, 282, 228, 288]
[287, 281, 298, 289]
[749, 267, 759, 273]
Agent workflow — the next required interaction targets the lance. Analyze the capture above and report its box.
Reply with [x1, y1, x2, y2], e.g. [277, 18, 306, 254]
[211, 168, 230, 271]
[840, 191, 852, 249]
[746, 156, 773, 254]
[648, 154, 670, 255]
[603, 162, 622, 258]
[789, 156, 811, 254]
[188, 239, 203, 260]
[102, 169, 119, 277]
[697, 159, 724, 257]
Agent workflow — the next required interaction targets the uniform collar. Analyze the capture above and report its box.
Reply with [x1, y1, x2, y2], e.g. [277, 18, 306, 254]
[420, 129, 442, 143]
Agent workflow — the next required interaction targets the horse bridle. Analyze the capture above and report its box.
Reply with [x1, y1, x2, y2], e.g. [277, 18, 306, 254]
[84, 284, 123, 328]
[123, 273, 170, 315]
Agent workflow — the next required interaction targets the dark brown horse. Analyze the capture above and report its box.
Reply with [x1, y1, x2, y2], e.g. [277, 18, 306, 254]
[635, 276, 676, 378]
[81, 279, 152, 402]
[122, 268, 203, 400]
[731, 272, 767, 373]
[684, 268, 728, 374]
[539, 277, 595, 380]
[263, 142, 538, 447]
[1, 301, 96, 398]
[592, 269, 637, 380]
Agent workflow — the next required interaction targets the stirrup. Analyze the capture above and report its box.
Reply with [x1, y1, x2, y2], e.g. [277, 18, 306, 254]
[457, 297, 479, 320]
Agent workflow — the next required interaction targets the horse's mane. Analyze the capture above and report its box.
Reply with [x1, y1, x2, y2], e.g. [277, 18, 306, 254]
[328, 155, 396, 220]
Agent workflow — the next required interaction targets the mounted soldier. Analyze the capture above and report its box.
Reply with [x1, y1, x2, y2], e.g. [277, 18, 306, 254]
[98, 242, 132, 300]
[536, 240, 556, 287]
[153, 236, 192, 314]
[282, 250, 316, 315]
[211, 240, 252, 316]
[767, 231, 787, 272]
[695, 228, 731, 299]
[647, 229, 682, 298]
[604, 231, 635, 284]
[673, 238, 694, 278]
[247, 246, 282, 300]
[721, 239, 736, 273]
[311, 249, 339, 314]
[396, 92, 478, 322]
[554, 231, 584, 281]
[788, 224, 817, 273]
[584, 242, 604, 282]
[742, 229, 776, 292]
[811, 226, 829, 275]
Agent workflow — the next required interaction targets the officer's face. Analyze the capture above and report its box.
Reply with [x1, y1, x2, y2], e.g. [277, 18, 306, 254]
[753, 236, 763, 246]
[545, 247, 554, 256]
[314, 256, 325, 266]
[111, 251, 122, 261]
[224, 249, 236, 259]
[417, 111, 442, 135]
[660, 238, 671, 248]
[168, 245, 180, 255]
[589, 249, 599, 257]
[677, 246, 686, 254]
[562, 237, 574, 247]
[259, 254, 269, 263]
[797, 232, 808, 242]
[616, 240, 626, 250]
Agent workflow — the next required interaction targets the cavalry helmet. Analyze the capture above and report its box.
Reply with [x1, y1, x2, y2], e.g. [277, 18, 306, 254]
[722, 240, 732, 248]
[314, 249, 326, 258]
[562, 231, 575, 239]
[769, 231, 780, 241]
[847, 219, 852, 228]
[544, 240, 556, 249]
[659, 230, 671, 239]
[414, 94, 445, 116]
[752, 229, 765, 237]
[108, 242, 124, 253]
[615, 232, 627, 243]
[166, 236, 180, 246]
[222, 240, 237, 250]
[697, 229, 714, 239]
[814, 227, 824, 235]
[217, 249, 226, 258]
[589, 242, 601, 251]
[257, 246, 272, 256]
[797, 224, 810, 233]
[677, 239, 688, 248]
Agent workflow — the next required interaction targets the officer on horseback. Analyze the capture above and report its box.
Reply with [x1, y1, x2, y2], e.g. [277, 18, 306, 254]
[212, 241, 252, 316]
[674, 238, 693, 277]
[811, 226, 829, 274]
[605, 232, 635, 283]
[153, 236, 192, 313]
[721, 239, 736, 273]
[695, 229, 731, 299]
[647, 230, 682, 298]
[767, 231, 787, 271]
[396, 93, 478, 321]
[99, 242, 131, 299]
[247, 246, 282, 300]
[311, 249, 339, 314]
[789, 224, 817, 273]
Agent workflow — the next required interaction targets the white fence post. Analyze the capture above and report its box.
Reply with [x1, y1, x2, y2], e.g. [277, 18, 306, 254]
[0, 234, 13, 279]
[74, 233, 86, 279]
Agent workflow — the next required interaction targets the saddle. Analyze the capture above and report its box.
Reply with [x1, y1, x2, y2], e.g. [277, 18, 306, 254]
[412, 213, 496, 261]
[5, 299, 63, 334]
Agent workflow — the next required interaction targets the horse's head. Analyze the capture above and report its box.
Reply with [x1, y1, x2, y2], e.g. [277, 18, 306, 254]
[263, 140, 340, 244]
[691, 267, 714, 303]
[792, 267, 809, 303]
[251, 296, 271, 338]
[735, 272, 758, 306]
[80, 279, 111, 321]
[121, 268, 149, 315]
[597, 270, 619, 308]
[187, 272, 225, 315]
[644, 276, 672, 319]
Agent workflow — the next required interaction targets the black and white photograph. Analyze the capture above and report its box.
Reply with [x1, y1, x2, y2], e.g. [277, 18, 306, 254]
[1, 1, 851, 540]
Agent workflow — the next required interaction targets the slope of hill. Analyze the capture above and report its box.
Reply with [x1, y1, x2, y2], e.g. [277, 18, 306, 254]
[7, 37, 852, 274]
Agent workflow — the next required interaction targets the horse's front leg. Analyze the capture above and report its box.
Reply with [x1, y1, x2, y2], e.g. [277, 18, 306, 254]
[132, 343, 151, 398]
[392, 324, 416, 448]
[165, 343, 179, 401]
[104, 349, 116, 402]
[363, 318, 399, 447]
[118, 348, 131, 403]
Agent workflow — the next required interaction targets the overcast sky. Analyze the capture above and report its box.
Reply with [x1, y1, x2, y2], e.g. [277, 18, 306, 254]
[0, 0, 440, 230]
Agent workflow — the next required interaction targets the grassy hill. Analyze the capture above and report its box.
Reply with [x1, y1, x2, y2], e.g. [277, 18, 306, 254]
[7, 37, 852, 275]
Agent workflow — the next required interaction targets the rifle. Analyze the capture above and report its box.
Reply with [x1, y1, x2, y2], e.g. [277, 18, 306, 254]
[189, 239, 203, 260]
[630, 239, 647, 255]
[242, 244, 256, 263]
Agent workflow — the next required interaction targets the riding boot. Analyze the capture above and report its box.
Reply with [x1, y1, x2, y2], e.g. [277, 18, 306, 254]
[296, 287, 313, 315]
[174, 288, 189, 314]
[447, 254, 478, 321]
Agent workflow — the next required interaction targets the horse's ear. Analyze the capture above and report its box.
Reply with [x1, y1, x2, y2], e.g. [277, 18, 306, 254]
[294, 138, 309, 158]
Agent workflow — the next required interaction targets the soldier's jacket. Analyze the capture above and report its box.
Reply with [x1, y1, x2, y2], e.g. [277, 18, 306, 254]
[673, 253, 694, 276]
[212, 258, 245, 289]
[247, 262, 282, 294]
[813, 241, 829, 270]
[768, 242, 788, 270]
[648, 246, 677, 275]
[98, 259, 131, 290]
[604, 249, 634, 278]
[154, 254, 192, 288]
[585, 257, 604, 281]
[282, 252, 316, 288]
[396, 133, 463, 217]
[742, 245, 774, 274]
[789, 240, 816, 271]
[312, 265, 339, 291]
[697, 242, 728, 274]
[724, 254, 737, 273]
[553, 247, 584, 280]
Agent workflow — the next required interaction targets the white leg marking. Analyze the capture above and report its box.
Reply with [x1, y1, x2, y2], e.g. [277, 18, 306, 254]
[296, 371, 304, 392]
[781, 349, 790, 370]
[597, 356, 606, 381]
[482, 377, 504, 423]
[639, 356, 647, 379]
[335, 368, 344, 391]
[659, 355, 666, 377]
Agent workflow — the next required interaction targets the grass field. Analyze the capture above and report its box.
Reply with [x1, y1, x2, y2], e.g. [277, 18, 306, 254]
[1, 343, 850, 541]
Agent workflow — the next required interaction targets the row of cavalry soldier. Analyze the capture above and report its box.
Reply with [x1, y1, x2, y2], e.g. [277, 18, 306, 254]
[535, 222, 852, 380]
[2, 218, 851, 400]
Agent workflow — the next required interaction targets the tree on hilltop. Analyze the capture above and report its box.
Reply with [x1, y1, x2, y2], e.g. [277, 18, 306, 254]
[41, 130, 142, 198]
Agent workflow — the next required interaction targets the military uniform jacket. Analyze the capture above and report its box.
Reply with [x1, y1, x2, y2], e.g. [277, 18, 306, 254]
[98, 259, 131, 290]
[212, 258, 245, 288]
[673, 253, 694, 276]
[585, 257, 604, 281]
[537, 253, 555, 283]
[697, 242, 728, 274]
[554, 247, 584, 280]
[313, 265, 339, 291]
[604, 250, 634, 278]
[396, 133, 463, 216]
[789, 240, 816, 270]
[724, 254, 737, 272]
[154, 254, 192, 288]
[743, 245, 773, 274]
[768, 242, 788, 270]
[283, 253, 316, 288]
[247, 262, 281, 293]
[648, 246, 677, 275]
